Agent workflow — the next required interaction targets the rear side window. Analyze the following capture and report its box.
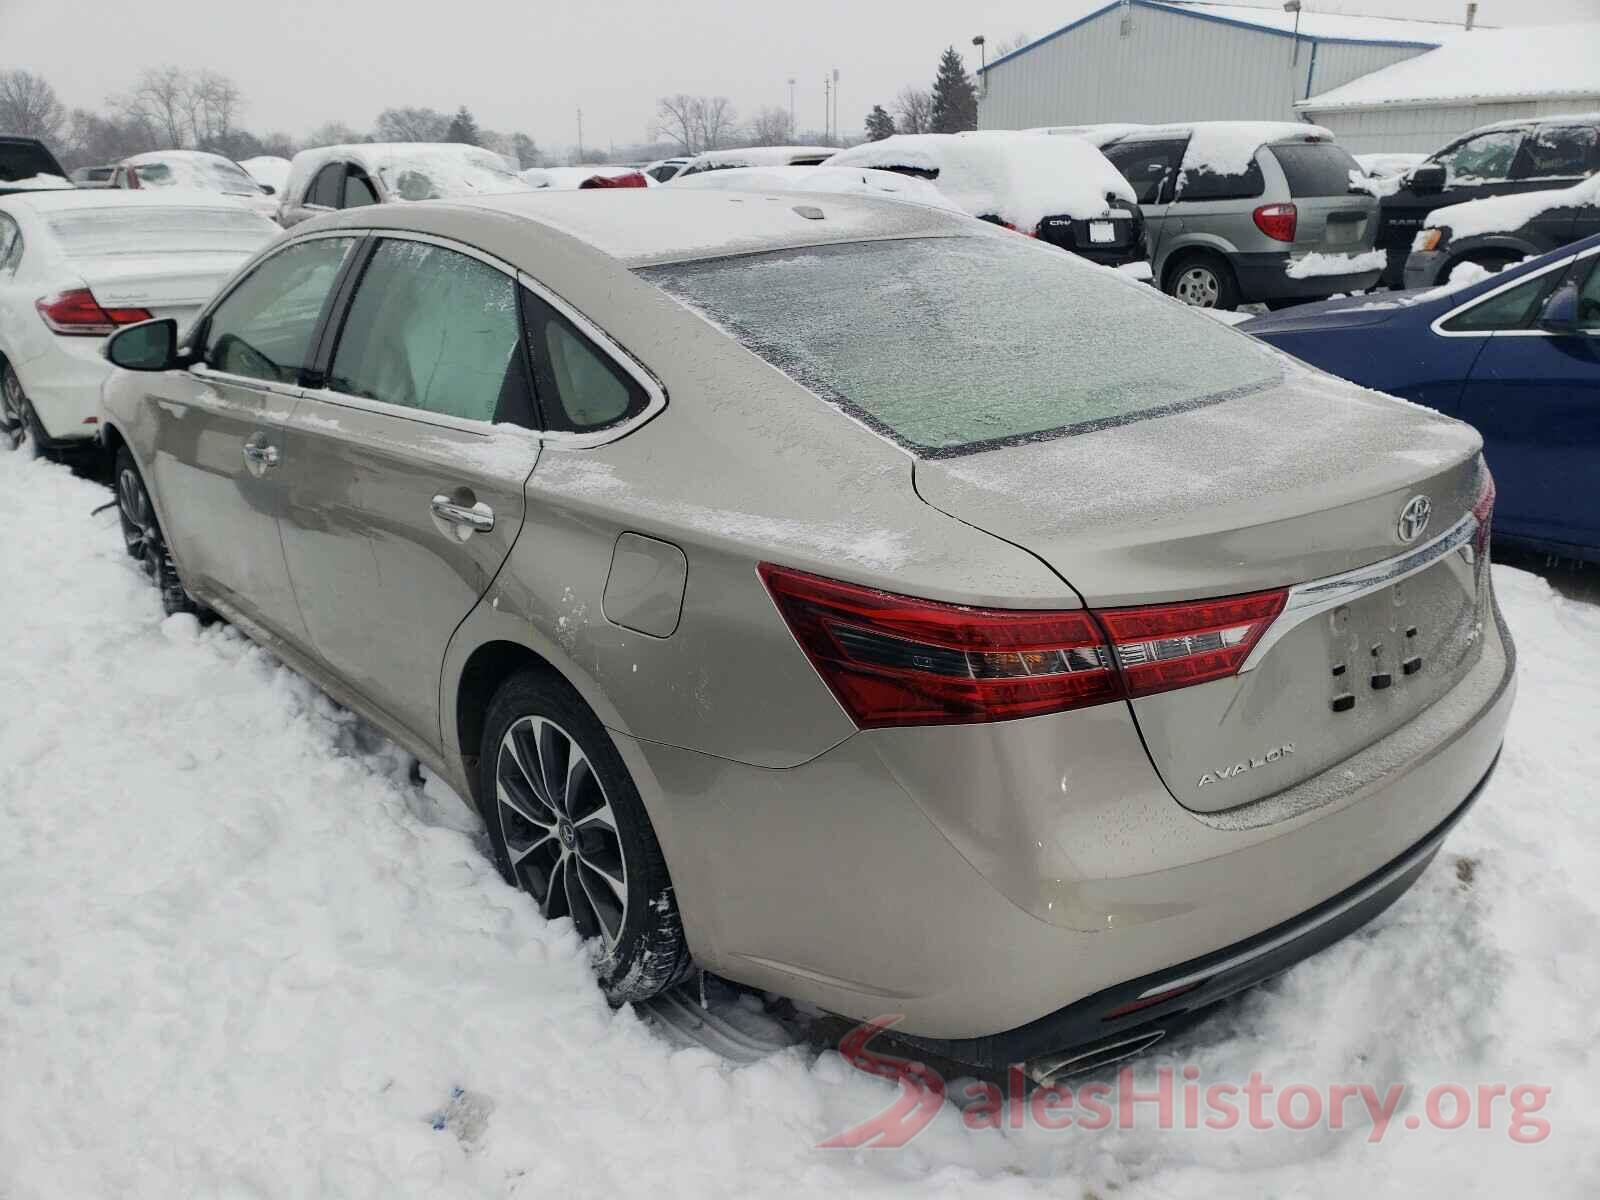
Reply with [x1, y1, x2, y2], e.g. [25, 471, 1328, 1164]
[1515, 126, 1599, 179]
[1269, 143, 1363, 197]
[1176, 154, 1264, 202]
[522, 290, 648, 433]
[638, 237, 1280, 455]
[202, 236, 356, 382]
[330, 238, 528, 423]
[343, 171, 378, 208]
[1441, 268, 1564, 333]
[1103, 139, 1186, 204]
[0, 141, 62, 183]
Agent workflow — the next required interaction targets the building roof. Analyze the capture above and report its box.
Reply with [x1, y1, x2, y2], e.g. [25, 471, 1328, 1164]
[980, 0, 1468, 74]
[1300, 24, 1600, 112]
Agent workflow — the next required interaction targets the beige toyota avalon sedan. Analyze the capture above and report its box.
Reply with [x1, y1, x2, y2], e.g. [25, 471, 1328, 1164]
[98, 189, 1514, 1079]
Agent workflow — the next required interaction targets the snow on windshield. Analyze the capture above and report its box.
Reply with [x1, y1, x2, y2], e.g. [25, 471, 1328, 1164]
[133, 156, 265, 196]
[640, 236, 1279, 455]
[45, 206, 277, 257]
[827, 133, 1135, 228]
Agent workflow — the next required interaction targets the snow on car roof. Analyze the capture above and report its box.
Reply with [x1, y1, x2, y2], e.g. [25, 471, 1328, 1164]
[665, 165, 966, 214]
[455, 188, 978, 267]
[1113, 121, 1339, 177]
[122, 149, 239, 165]
[0, 186, 260, 214]
[283, 142, 525, 204]
[1300, 25, 1600, 112]
[1024, 123, 1149, 147]
[1428, 171, 1600, 241]
[680, 146, 836, 169]
[826, 132, 1135, 228]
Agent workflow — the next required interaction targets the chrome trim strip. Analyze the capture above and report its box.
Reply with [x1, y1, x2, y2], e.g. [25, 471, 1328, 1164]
[1238, 512, 1477, 673]
[1429, 242, 1598, 340]
[1136, 833, 1440, 1000]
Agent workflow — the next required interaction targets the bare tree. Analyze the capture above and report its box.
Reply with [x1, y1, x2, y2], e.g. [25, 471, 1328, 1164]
[993, 31, 1030, 56]
[696, 96, 738, 152]
[0, 70, 66, 144]
[748, 105, 793, 147]
[653, 94, 700, 155]
[305, 121, 362, 148]
[113, 67, 192, 148]
[191, 70, 244, 149]
[894, 87, 933, 135]
[374, 106, 450, 142]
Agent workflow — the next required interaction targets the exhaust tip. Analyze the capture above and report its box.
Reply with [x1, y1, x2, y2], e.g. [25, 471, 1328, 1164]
[1028, 1029, 1167, 1085]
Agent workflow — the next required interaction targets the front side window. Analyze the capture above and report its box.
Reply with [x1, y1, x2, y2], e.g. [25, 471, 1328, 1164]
[1576, 259, 1600, 332]
[1433, 130, 1524, 186]
[1515, 126, 1599, 180]
[309, 163, 344, 208]
[523, 291, 647, 433]
[639, 237, 1280, 455]
[131, 162, 176, 188]
[1103, 139, 1185, 205]
[1441, 267, 1565, 333]
[201, 236, 356, 382]
[329, 238, 526, 423]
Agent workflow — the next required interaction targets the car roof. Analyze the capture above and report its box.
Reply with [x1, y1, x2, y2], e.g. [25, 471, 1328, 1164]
[297, 187, 982, 267]
[122, 149, 239, 165]
[1112, 120, 1335, 145]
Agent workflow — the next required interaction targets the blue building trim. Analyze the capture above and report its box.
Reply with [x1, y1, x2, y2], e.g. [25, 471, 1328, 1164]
[1305, 38, 1319, 100]
[978, 0, 1444, 75]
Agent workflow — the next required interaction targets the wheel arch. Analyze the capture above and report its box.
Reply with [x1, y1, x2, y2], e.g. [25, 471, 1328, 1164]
[451, 638, 562, 813]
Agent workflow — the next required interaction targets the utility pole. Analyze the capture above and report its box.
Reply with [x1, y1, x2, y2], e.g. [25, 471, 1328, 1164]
[788, 77, 796, 140]
[823, 74, 830, 143]
[576, 107, 584, 161]
[832, 68, 840, 145]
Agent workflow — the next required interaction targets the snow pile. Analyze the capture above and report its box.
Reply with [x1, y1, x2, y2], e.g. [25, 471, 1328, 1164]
[1302, 25, 1600, 111]
[666, 165, 964, 213]
[679, 146, 835, 170]
[3, 449, 1600, 1195]
[1285, 249, 1387, 279]
[828, 132, 1135, 228]
[239, 155, 292, 193]
[1, 173, 74, 191]
[1428, 171, 1600, 241]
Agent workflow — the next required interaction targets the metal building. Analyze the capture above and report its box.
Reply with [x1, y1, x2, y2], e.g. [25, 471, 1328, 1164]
[977, 1, 1465, 142]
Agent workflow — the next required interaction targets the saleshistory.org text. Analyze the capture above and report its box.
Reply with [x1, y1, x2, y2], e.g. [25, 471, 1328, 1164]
[821, 1017, 1552, 1149]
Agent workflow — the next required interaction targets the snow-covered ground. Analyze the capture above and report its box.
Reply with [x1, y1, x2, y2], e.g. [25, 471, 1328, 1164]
[2, 449, 1597, 1197]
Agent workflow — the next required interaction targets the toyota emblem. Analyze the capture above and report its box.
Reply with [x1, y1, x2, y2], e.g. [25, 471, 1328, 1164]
[1397, 495, 1432, 544]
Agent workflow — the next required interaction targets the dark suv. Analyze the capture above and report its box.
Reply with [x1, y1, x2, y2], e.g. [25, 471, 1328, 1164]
[1375, 115, 1600, 287]
[0, 136, 70, 196]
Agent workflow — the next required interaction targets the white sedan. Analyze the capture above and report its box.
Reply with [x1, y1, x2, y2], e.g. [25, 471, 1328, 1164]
[0, 188, 279, 454]
[113, 150, 282, 222]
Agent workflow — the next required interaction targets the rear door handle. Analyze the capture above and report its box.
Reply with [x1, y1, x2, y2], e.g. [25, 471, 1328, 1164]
[430, 494, 495, 533]
[242, 434, 280, 474]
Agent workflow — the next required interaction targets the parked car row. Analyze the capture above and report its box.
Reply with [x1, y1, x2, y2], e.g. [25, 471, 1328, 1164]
[66, 186, 1511, 1081]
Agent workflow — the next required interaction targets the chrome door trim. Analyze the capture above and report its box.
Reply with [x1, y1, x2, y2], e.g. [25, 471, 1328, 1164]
[1238, 512, 1478, 673]
[1429, 243, 1598, 339]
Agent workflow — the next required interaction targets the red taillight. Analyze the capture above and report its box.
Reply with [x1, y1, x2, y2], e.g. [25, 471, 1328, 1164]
[758, 564, 1120, 727]
[35, 289, 152, 337]
[1098, 591, 1286, 698]
[759, 564, 1288, 728]
[1472, 466, 1496, 558]
[1252, 202, 1297, 242]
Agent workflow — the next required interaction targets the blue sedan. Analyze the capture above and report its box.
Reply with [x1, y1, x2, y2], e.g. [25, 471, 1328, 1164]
[1243, 233, 1600, 562]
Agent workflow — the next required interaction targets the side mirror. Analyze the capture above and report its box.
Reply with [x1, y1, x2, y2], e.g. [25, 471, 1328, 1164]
[260, 183, 276, 196]
[104, 318, 179, 371]
[1409, 164, 1446, 194]
[1538, 281, 1581, 334]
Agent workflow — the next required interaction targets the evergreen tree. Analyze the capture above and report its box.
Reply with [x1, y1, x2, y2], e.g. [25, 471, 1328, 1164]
[864, 104, 896, 141]
[929, 47, 977, 133]
[445, 106, 480, 145]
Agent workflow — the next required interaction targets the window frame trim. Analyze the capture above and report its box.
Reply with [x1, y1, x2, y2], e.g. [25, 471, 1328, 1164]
[1430, 243, 1599, 339]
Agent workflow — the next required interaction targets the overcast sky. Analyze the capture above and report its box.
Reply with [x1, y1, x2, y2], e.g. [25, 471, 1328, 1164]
[7, 0, 1596, 153]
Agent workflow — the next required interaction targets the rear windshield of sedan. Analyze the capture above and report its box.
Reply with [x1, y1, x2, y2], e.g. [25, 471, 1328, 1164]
[45, 207, 274, 257]
[638, 236, 1280, 455]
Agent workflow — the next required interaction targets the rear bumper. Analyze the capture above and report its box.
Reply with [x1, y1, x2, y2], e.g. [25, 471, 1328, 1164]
[14, 338, 110, 443]
[1232, 251, 1383, 302]
[617, 594, 1516, 1047]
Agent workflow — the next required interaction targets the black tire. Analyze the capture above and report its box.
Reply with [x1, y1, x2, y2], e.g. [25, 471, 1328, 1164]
[1, 364, 44, 457]
[114, 446, 204, 618]
[480, 669, 690, 1003]
[1164, 251, 1241, 311]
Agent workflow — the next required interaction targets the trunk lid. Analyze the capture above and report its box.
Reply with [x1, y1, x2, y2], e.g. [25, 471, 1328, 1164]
[914, 367, 1487, 812]
[71, 252, 252, 311]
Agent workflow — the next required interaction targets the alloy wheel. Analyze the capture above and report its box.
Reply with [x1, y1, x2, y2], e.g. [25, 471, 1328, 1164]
[1174, 266, 1220, 308]
[495, 715, 629, 950]
[118, 465, 159, 570]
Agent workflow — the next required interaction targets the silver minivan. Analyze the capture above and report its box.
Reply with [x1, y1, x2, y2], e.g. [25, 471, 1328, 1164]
[1093, 122, 1382, 309]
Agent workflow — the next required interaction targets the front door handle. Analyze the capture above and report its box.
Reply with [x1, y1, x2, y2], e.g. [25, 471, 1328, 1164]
[431, 494, 495, 534]
[242, 434, 280, 475]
